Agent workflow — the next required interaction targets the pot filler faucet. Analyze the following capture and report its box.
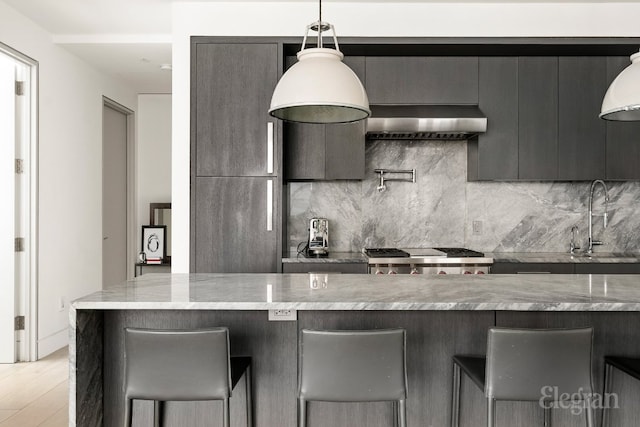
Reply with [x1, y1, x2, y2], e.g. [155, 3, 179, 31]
[587, 179, 610, 254]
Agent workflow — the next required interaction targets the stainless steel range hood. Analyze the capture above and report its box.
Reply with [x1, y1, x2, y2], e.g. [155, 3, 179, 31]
[366, 105, 487, 141]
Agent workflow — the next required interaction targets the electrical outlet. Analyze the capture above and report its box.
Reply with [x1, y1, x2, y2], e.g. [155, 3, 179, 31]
[472, 220, 483, 236]
[58, 297, 66, 312]
[268, 309, 297, 321]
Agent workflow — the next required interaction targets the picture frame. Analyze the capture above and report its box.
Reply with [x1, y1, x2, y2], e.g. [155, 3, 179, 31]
[141, 225, 167, 262]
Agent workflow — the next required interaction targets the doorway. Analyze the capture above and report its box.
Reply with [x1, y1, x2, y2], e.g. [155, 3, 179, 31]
[0, 43, 38, 363]
[102, 98, 134, 288]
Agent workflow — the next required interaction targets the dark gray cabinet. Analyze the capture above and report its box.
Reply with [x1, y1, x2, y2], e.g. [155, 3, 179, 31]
[491, 262, 574, 274]
[575, 263, 640, 274]
[469, 57, 519, 180]
[191, 39, 281, 273]
[284, 57, 365, 180]
[605, 56, 640, 180]
[282, 263, 368, 274]
[284, 122, 365, 180]
[558, 57, 607, 180]
[194, 42, 279, 177]
[518, 57, 559, 180]
[470, 55, 638, 181]
[365, 56, 479, 105]
[194, 177, 278, 273]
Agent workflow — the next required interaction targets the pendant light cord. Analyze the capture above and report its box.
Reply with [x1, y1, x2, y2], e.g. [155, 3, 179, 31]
[317, 0, 323, 48]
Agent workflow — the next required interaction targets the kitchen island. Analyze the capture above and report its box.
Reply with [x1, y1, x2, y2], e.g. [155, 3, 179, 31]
[71, 273, 640, 427]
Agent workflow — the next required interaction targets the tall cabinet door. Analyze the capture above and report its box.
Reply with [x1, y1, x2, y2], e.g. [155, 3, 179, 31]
[518, 57, 558, 180]
[558, 57, 606, 180]
[195, 42, 278, 177]
[194, 177, 278, 273]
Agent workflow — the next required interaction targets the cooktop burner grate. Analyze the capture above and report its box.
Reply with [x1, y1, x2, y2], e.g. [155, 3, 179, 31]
[433, 247, 485, 258]
[364, 248, 410, 258]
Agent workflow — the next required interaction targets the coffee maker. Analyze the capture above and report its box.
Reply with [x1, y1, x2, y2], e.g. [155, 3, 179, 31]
[308, 218, 329, 256]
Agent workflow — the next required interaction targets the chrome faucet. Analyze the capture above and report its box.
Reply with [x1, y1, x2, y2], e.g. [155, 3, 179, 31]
[587, 180, 609, 254]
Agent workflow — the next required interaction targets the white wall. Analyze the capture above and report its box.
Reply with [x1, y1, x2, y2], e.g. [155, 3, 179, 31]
[0, 1, 137, 357]
[136, 94, 172, 252]
[171, 1, 640, 273]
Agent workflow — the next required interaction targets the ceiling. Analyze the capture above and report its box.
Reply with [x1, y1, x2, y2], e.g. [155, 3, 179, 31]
[3, 0, 639, 94]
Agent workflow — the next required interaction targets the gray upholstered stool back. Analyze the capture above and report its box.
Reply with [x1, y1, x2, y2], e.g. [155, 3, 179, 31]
[486, 327, 594, 401]
[123, 327, 242, 427]
[298, 328, 408, 427]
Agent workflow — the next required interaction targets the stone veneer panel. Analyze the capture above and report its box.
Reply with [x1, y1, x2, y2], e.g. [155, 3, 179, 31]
[288, 140, 640, 253]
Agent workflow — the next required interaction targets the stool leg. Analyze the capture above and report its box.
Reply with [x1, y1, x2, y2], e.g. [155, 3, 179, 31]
[245, 364, 253, 427]
[543, 405, 551, 427]
[124, 398, 132, 427]
[602, 362, 613, 427]
[451, 362, 461, 427]
[486, 398, 496, 427]
[223, 398, 230, 427]
[398, 399, 407, 427]
[584, 395, 594, 427]
[392, 401, 398, 427]
[153, 401, 162, 427]
[298, 398, 307, 427]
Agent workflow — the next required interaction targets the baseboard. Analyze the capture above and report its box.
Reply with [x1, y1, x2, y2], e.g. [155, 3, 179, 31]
[38, 327, 68, 359]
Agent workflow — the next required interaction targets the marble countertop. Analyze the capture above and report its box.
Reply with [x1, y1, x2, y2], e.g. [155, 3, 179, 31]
[489, 252, 640, 263]
[282, 251, 640, 264]
[72, 273, 640, 311]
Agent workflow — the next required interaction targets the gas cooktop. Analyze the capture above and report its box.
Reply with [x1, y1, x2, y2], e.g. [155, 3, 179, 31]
[364, 247, 485, 258]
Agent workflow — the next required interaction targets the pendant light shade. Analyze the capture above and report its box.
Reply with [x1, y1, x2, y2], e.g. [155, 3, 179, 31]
[269, 0, 370, 124]
[269, 47, 370, 124]
[600, 50, 640, 121]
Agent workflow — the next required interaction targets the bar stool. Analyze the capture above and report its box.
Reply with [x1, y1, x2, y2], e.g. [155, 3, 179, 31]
[451, 327, 594, 427]
[123, 327, 252, 427]
[601, 356, 640, 427]
[298, 328, 408, 427]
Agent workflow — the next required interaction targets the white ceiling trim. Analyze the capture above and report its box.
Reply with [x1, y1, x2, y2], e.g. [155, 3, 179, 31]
[52, 34, 172, 44]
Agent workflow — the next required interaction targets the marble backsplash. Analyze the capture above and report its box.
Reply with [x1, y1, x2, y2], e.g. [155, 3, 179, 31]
[288, 140, 640, 253]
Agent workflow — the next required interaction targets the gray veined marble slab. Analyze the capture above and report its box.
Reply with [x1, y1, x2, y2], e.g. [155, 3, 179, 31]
[282, 251, 367, 263]
[490, 252, 640, 263]
[71, 273, 640, 312]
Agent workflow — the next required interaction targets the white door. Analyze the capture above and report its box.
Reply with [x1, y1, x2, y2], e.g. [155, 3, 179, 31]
[102, 102, 129, 287]
[0, 53, 16, 363]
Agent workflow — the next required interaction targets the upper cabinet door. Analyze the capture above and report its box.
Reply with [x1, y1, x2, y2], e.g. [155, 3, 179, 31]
[365, 57, 479, 105]
[558, 57, 607, 180]
[605, 56, 640, 180]
[518, 57, 558, 180]
[194, 43, 278, 177]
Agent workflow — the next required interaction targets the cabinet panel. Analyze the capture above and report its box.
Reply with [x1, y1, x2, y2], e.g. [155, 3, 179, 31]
[195, 43, 278, 177]
[365, 57, 479, 105]
[283, 57, 365, 181]
[575, 263, 640, 274]
[194, 177, 278, 273]
[282, 263, 368, 274]
[284, 123, 325, 179]
[605, 56, 640, 180]
[325, 122, 365, 179]
[473, 57, 519, 180]
[491, 262, 574, 274]
[558, 57, 607, 180]
[518, 57, 558, 180]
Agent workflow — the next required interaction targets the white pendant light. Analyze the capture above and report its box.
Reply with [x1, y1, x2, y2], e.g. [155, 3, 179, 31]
[269, 0, 370, 124]
[600, 49, 640, 121]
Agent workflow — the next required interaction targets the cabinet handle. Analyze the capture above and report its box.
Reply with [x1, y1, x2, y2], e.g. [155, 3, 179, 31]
[267, 122, 274, 174]
[266, 179, 273, 231]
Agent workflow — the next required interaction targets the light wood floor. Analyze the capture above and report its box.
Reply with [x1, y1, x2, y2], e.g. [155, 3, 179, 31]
[0, 347, 68, 427]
